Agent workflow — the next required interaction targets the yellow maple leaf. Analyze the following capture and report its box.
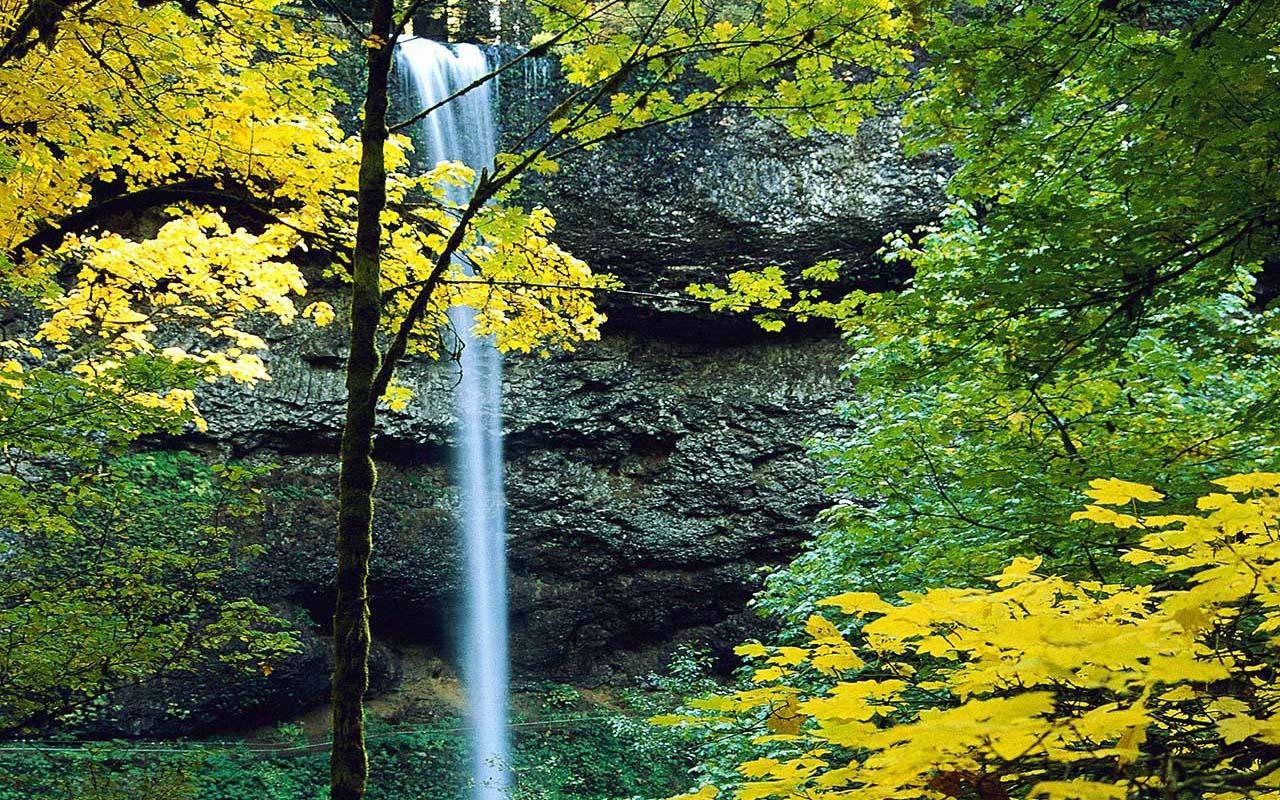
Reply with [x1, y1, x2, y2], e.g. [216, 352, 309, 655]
[991, 555, 1043, 586]
[739, 758, 781, 779]
[752, 666, 787, 683]
[1033, 780, 1128, 800]
[1083, 477, 1165, 506]
[819, 591, 893, 616]
[769, 646, 809, 666]
[303, 301, 336, 327]
[1213, 472, 1280, 494]
[766, 696, 806, 735]
[1071, 504, 1141, 529]
[805, 614, 843, 643]
[735, 642, 769, 659]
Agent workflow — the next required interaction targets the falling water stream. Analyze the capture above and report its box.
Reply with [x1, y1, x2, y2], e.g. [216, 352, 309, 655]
[394, 38, 511, 800]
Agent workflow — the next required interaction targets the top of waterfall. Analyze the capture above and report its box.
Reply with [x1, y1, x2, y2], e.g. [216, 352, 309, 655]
[393, 36, 498, 184]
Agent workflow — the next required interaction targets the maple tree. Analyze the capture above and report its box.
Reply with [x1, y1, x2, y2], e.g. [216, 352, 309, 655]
[0, 0, 350, 736]
[661, 473, 1280, 800]
[0, 0, 926, 792]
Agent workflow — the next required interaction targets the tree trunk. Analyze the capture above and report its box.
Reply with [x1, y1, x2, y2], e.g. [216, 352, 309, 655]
[330, 4, 393, 798]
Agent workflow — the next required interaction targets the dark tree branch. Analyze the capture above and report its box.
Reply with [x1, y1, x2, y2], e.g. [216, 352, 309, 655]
[13, 179, 281, 257]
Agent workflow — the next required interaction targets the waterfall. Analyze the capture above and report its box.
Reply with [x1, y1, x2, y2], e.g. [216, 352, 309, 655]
[394, 39, 511, 800]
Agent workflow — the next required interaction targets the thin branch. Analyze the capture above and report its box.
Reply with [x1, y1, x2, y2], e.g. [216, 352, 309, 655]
[368, 172, 494, 403]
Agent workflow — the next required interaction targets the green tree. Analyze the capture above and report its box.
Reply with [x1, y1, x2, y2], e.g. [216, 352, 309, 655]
[0, 367, 299, 733]
[685, 0, 1280, 612]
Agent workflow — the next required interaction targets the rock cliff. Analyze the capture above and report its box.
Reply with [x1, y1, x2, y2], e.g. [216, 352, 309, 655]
[199, 325, 851, 678]
[123, 51, 946, 734]
[493, 55, 950, 321]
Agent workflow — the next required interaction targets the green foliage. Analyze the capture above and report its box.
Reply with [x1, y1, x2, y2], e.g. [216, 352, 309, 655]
[534, 682, 583, 713]
[0, 278, 302, 736]
[0, 745, 200, 800]
[511, 721, 689, 800]
[682, 0, 1280, 616]
[900, 0, 1278, 371]
[757, 207, 1280, 615]
[667, 6, 1280, 796]
[0, 448, 298, 733]
[0, 711, 693, 800]
[0, 357, 207, 462]
[519, 0, 923, 166]
[612, 646, 758, 795]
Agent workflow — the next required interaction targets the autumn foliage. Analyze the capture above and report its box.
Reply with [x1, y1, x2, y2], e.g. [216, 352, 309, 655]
[664, 474, 1280, 800]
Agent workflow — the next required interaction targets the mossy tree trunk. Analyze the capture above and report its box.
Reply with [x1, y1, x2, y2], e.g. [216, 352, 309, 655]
[326, 5, 578, 795]
[331, 2, 394, 797]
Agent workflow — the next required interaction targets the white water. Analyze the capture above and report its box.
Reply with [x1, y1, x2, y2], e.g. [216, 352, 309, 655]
[394, 39, 511, 800]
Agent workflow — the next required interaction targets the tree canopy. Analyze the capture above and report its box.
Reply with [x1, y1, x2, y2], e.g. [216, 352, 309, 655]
[686, 0, 1280, 604]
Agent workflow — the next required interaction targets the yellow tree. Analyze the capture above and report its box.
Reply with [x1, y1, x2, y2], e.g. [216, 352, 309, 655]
[0, 0, 349, 735]
[4, 0, 924, 795]
[660, 474, 1280, 800]
[0, 0, 612, 779]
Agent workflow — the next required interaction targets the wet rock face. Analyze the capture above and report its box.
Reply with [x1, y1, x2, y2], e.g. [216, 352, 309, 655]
[491, 57, 950, 318]
[194, 322, 850, 685]
[127, 48, 947, 728]
[521, 114, 947, 305]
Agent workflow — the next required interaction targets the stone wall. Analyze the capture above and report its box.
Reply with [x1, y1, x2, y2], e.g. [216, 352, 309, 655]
[108, 44, 947, 734]
[194, 320, 850, 681]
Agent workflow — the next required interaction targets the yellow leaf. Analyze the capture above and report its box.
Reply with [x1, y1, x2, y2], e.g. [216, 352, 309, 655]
[1071, 504, 1141, 529]
[1173, 606, 1213, 634]
[768, 647, 808, 666]
[819, 591, 893, 616]
[766, 696, 806, 735]
[1033, 780, 1128, 800]
[811, 650, 865, 674]
[1213, 472, 1280, 494]
[1083, 477, 1165, 506]
[380, 383, 414, 412]
[303, 301, 336, 326]
[739, 758, 780, 779]
[1139, 514, 1191, 527]
[1217, 713, 1264, 745]
[735, 642, 768, 659]
[991, 555, 1043, 586]
[1196, 493, 1235, 510]
[650, 714, 703, 726]
[805, 614, 843, 642]
[711, 20, 736, 40]
[1158, 686, 1198, 702]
